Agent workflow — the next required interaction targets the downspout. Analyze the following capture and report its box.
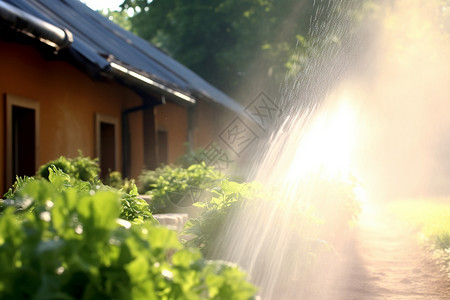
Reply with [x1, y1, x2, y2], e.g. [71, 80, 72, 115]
[122, 99, 196, 177]
[110, 60, 199, 177]
[110, 60, 198, 176]
[187, 106, 195, 154]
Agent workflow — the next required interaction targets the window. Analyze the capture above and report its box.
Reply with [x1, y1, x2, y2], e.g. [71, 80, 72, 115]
[95, 114, 119, 178]
[157, 129, 168, 165]
[5, 94, 40, 188]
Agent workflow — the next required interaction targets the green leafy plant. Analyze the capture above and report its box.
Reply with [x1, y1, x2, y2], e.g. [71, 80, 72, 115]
[2, 175, 34, 203]
[390, 200, 450, 250]
[105, 171, 138, 194]
[139, 163, 224, 214]
[175, 147, 209, 168]
[184, 181, 263, 256]
[104, 170, 124, 189]
[118, 184, 153, 222]
[302, 174, 362, 243]
[183, 179, 331, 297]
[37, 152, 100, 182]
[5, 167, 153, 224]
[0, 169, 257, 299]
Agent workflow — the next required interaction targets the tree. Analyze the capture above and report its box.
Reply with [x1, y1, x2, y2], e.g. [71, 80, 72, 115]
[119, 0, 379, 103]
[120, 0, 320, 101]
[99, 8, 132, 31]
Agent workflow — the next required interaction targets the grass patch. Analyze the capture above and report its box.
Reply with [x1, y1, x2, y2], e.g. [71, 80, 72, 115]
[389, 198, 450, 249]
[389, 198, 450, 276]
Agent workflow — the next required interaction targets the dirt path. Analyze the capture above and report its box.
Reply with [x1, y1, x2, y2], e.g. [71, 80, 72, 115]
[302, 204, 450, 299]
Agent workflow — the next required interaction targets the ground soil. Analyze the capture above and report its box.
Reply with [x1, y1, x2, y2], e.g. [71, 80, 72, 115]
[295, 204, 450, 299]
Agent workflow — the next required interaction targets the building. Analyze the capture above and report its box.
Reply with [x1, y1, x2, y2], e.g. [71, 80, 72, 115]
[0, 0, 245, 193]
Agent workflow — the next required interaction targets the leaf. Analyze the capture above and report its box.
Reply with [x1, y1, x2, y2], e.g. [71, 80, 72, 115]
[91, 191, 121, 230]
[172, 248, 202, 268]
[0, 157, 257, 299]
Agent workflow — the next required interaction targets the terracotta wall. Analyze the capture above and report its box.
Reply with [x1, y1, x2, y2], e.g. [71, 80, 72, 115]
[0, 41, 144, 192]
[153, 100, 225, 165]
[0, 40, 230, 194]
[154, 102, 188, 164]
[192, 100, 217, 149]
[151, 99, 228, 167]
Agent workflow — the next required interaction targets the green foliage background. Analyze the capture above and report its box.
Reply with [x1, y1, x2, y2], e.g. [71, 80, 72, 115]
[139, 163, 224, 214]
[107, 0, 380, 103]
[120, 0, 313, 98]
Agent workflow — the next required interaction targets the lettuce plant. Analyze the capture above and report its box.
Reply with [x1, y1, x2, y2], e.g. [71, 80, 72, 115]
[0, 170, 257, 299]
[139, 163, 224, 213]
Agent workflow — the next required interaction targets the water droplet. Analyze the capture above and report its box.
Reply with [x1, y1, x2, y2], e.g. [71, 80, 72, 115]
[109, 238, 121, 246]
[161, 269, 173, 280]
[116, 218, 131, 229]
[75, 225, 83, 234]
[40, 211, 51, 222]
[22, 197, 33, 209]
[56, 266, 65, 275]
[45, 200, 54, 209]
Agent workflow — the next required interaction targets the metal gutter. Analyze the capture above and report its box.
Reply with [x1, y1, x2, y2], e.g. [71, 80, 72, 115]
[0, 1, 72, 50]
[109, 62, 196, 105]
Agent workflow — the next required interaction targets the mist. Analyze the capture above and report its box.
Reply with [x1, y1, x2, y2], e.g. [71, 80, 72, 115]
[206, 1, 450, 298]
[336, 0, 450, 200]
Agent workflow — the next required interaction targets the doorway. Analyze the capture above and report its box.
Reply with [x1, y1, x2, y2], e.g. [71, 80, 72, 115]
[5, 95, 40, 188]
[95, 114, 119, 178]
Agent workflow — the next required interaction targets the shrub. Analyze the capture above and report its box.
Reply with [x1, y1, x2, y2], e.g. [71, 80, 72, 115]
[183, 179, 331, 298]
[184, 175, 361, 256]
[139, 163, 224, 214]
[175, 147, 207, 168]
[184, 181, 262, 256]
[37, 155, 72, 180]
[302, 174, 362, 242]
[118, 183, 153, 222]
[104, 171, 123, 189]
[105, 171, 138, 194]
[0, 169, 257, 299]
[37, 152, 100, 182]
[2, 175, 34, 204]
[4, 167, 153, 223]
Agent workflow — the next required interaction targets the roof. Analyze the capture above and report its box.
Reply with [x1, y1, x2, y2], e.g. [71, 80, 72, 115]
[0, 0, 244, 114]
